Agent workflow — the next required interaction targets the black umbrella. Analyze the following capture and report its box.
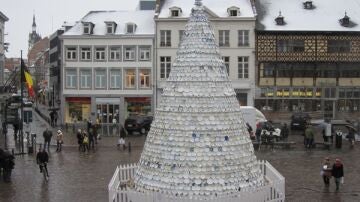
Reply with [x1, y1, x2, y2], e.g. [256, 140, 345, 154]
[345, 124, 357, 132]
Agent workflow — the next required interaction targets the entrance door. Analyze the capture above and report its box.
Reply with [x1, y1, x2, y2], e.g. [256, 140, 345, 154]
[96, 104, 120, 136]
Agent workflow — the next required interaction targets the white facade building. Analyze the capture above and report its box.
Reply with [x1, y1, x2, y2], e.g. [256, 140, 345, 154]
[0, 11, 9, 85]
[154, 0, 257, 107]
[60, 10, 155, 132]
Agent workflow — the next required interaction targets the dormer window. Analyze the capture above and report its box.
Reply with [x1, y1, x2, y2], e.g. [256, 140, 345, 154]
[105, 21, 117, 34]
[340, 12, 350, 27]
[169, 7, 182, 17]
[275, 11, 285, 25]
[303, 1, 313, 9]
[126, 22, 137, 34]
[228, 6, 240, 17]
[82, 22, 94, 34]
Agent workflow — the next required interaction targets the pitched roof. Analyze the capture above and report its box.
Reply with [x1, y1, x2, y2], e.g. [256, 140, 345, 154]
[256, 0, 360, 31]
[0, 11, 9, 21]
[64, 10, 155, 36]
[158, 0, 256, 18]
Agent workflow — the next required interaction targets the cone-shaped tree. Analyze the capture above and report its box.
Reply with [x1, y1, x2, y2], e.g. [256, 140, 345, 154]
[134, 0, 263, 198]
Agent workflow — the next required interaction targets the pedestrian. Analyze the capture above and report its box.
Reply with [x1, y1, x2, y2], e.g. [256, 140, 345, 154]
[54, 111, 58, 127]
[0, 148, 15, 182]
[88, 127, 95, 150]
[280, 123, 289, 141]
[87, 119, 92, 134]
[347, 128, 355, 147]
[56, 129, 64, 152]
[13, 122, 19, 141]
[76, 129, 84, 152]
[83, 132, 89, 152]
[120, 125, 127, 138]
[332, 158, 344, 191]
[117, 137, 126, 151]
[36, 147, 49, 176]
[321, 157, 332, 187]
[335, 129, 343, 149]
[49, 111, 55, 127]
[305, 124, 314, 149]
[255, 123, 262, 143]
[43, 128, 53, 152]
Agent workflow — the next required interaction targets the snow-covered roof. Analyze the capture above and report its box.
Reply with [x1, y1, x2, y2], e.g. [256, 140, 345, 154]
[64, 10, 155, 36]
[256, 0, 360, 31]
[158, 0, 256, 18]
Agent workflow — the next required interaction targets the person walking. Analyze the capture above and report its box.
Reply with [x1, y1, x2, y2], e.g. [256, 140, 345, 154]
[43, 128, 53, 152]
[321, 157, 332, 187]
[280, 123, 289, 141]
[332, 158, 344, 191]
[54, 111, 58, 127]
[82, 132, 89, 152]
[347, 128, 355, 147]
[305, 124, 314, 149]
[56, 129, 64, 152]
[76, 129, 84, 152]
[49, 111, 55, 127]
[88, 127, 96, 150]
[335, 129, 343, 149]
[36, 148, 49, 177]
[0, 148, 15, 182]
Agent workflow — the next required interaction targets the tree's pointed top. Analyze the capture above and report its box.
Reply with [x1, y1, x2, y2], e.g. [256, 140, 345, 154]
[195, 0, 202, 6]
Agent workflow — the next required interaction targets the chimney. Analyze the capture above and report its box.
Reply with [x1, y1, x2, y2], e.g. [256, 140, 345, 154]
[340, 12, 350, 27]
[303, 1, 313, 9]
[275, 11, 285, 25]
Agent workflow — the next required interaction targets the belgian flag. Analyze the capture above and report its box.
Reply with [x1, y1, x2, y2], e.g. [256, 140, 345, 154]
[21, 59, 35, 98]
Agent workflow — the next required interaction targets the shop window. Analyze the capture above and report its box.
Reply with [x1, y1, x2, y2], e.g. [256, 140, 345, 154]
[316, 63, 337, 78]
[66, 98, 91, 123]
[139, 69, 151, 88]
[125, 97, 152, 117]
[276, 64, 292, 77]
[324, 88, 336, 98]
[125, 69, 136, 88]
[262, 63, 274, 77]
[95, 69, 107, 89]
[109, 69, 121, 89]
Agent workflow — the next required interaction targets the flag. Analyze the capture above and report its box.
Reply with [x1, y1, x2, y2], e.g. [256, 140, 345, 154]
[22, 60, 35, 98]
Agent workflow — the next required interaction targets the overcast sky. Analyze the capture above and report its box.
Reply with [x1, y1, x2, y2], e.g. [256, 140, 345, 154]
[2, 0, 139, 58]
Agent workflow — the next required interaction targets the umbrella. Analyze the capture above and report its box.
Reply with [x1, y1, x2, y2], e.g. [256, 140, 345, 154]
[345, 124, 357, 131]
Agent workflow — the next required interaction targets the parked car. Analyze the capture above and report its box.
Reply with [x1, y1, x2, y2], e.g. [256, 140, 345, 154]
[124, 115, 153, 135]
[290, 112, 311, 130]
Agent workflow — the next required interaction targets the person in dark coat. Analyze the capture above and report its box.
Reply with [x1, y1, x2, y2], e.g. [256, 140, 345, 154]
[280, 123, 289, 141]
[88, 127, 95, 150]
[76, 129, 84, 152]
[332, 158, 344, 191]
[13, 122, 19, 141]
[335, 129, 343, 149]
[36, 148, 49, 176]
[0, 148, 15, 182]
[43, 128, 53, 152]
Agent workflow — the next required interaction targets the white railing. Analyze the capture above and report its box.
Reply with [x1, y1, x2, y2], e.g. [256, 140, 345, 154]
[108, 160, 285, 202]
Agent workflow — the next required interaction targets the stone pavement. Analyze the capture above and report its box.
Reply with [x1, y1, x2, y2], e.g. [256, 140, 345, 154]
[0, 110, 360, 202]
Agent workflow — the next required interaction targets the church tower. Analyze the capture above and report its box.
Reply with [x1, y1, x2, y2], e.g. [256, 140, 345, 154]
[28, 14, 41, 50]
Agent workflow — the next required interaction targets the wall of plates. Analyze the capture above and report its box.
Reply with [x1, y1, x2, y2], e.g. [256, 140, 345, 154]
[134, 0, 264, 199]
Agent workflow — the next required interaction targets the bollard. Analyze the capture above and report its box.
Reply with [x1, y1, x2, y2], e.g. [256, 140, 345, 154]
[128, 142, 131, 152]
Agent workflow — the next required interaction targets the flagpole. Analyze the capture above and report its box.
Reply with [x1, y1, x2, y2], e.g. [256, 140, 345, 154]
[20, 50, 24, 154]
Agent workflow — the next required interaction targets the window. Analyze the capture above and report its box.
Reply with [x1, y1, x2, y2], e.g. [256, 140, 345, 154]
[160, 30, 171, 47]
[293, 63, 315, 77]
[106, 22, 116, 34]
[139, 69, 151, 88]
[316, 63, 337, 78]
[95, 69, 106, 89]
[276, 64, 292, 77]
[126, 23, 136, 34]
[82, 22, 93, 34]
[66, 47, 77, 60]
[277, 39, 305, 52]
[328, 40, 351, 53]
[171, 10, 179, 17]
[230, 9, 238, 16]
[109, 69, 121, 89]
[139, 46, 151, 61]
[261, 63, 274, 77]
[125, 69, 136, 88]
[222, 56, 230, 75]
[80, 47, 92, 60]
[179, 30, 185, 44]
[65, 69, 77, 88]
[219, 30, 230, 47]
[80, 69, 92, 89]
[238, 57, 249, 78]
[109, 47, 121, 61]
[238, 30, 249, 46]
[160, 56, 171, 78]
[124, 46, 136, 61]
[95, 47, 106, 60]
[340, 63, 360, 78]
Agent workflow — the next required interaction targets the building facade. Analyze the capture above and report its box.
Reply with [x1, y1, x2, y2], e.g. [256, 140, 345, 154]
[255, 0, 360, 119]
[0, 11, 9, 85]
[60, 10, 155, 132]
[154, 0, 257, 107]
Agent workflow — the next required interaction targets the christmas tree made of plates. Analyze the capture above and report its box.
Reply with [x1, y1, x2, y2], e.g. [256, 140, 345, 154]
[134, 0, 264, 199]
